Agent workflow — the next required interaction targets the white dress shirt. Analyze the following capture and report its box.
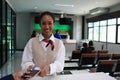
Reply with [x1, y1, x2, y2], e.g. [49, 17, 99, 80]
[21, 34, 65, 74]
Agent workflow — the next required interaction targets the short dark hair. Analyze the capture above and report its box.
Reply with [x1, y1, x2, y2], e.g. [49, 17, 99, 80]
[89, 40, 93, 46]
[83, 42, 87, 48]
[56, 29, 59, 33]
[39, 11, 55, 24]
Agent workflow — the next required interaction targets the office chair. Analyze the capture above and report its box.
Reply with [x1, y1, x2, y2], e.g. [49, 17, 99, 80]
[90, 60, 117, 74]
[91, 50, 97, 53]
[111, 53, 120, 60]
[96, 53, 111, 65]
[110, 59, 120, 77]
[114, 59, 120, 72]
[66, 50, 81, 63]
[97, 50, 108, 54]
[79, 53, 97, 68]
[97, 60, 117, 72]
[69, 50, 81, 60]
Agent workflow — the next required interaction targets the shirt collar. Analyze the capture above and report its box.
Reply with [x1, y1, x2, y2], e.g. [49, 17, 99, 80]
[39, 34, 55, 42]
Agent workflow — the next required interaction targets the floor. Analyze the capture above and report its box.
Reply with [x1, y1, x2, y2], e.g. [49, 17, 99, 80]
[0, 51, 22, 78]
[0, 51, 119, 80]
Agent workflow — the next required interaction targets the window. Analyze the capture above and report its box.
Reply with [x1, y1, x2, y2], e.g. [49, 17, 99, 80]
[99, 20, 107, 42]
[108, 18, 116, 25]
[87, 12, 120, 44]
[93, 21, 99, 41]
[118, 18, 120, 43]
[88, 22, 93, 27]
[107, 18, 116, 43]
[88, 28, 93, 40]
[87, 19, 117, 43]
[88, 22, 93, 40]
[100, 26, 106, 42]
[118, 26, 120, 43]
[118, 18, 120, 24]
[107, 25, 116, 43]
[100, 20, 107, 26]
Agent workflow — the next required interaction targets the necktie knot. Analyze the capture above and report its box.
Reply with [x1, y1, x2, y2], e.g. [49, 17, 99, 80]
[42, 39, 54, 51]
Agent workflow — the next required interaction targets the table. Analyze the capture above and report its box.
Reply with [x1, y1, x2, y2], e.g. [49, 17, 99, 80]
[30, 72, 116, 80]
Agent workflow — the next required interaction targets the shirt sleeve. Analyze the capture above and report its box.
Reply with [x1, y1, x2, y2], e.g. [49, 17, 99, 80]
[49, 40, 65, 74]
[0, 74, 14, 80]
[21, 39, 35, 70]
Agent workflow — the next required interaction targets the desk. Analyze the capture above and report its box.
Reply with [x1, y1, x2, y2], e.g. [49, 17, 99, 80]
[64, 42, 76, 57]
[30, 72, 116, 80]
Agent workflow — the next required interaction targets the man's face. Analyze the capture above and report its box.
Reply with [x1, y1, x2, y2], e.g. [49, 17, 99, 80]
[40, 15, 54, 37]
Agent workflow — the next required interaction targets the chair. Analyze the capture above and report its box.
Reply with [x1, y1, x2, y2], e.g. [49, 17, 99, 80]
[79, 53, 97, 68]
[96, 53, 111, 64]
[114, 60, 120, 72]
[97, 50, 108, 54]
[68, 50, 81, 62]
[111, 60, 120, 77]
[91, 50, 97, 53]
[111, 53, 120, 60]
[90, 60, 117, 73]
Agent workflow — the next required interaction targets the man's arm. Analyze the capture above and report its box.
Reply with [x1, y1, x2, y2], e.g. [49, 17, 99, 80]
[0, 70, 30, 80]
[0, 74, 14, 80]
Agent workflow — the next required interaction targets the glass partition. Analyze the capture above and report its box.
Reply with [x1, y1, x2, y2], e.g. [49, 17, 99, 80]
[2, 0, 7, 65]
[0, 0, 16, 67]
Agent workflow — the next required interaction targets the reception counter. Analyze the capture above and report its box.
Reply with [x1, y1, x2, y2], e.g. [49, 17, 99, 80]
[63, 39, 77, 57]
[30, 72, 116, 80]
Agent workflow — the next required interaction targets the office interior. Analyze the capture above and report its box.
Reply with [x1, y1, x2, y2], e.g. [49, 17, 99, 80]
[0, 0, 120, 79]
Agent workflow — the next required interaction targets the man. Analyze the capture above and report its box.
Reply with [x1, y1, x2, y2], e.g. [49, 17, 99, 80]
[54, 29, 62, 39]
[0, 70, 30, 80]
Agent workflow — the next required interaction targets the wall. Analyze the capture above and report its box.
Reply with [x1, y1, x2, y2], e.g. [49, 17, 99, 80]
[73, 15, 82, 42]
[93, 42, 120, 54]
[109, 3, 120, 12]
[73, 15, 82, 49]
[16, 13, 31, 49]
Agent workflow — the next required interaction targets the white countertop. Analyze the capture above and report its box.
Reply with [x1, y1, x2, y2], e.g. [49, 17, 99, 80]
[30, 72, 116, 80]
[62, 39, 76, 44]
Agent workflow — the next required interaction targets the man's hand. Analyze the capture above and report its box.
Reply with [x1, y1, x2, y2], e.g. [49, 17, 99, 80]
[39, 64, 50, 77]
[13, 70, 30, 80]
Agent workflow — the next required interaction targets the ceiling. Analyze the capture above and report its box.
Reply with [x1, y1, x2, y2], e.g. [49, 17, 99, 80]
[6, 0, 120, 15]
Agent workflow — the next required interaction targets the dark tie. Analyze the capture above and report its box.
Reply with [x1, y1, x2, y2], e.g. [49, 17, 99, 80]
[42, 39, 54, 51]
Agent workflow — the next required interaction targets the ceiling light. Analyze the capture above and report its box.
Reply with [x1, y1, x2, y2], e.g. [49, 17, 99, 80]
[54, 4, 74, 7]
